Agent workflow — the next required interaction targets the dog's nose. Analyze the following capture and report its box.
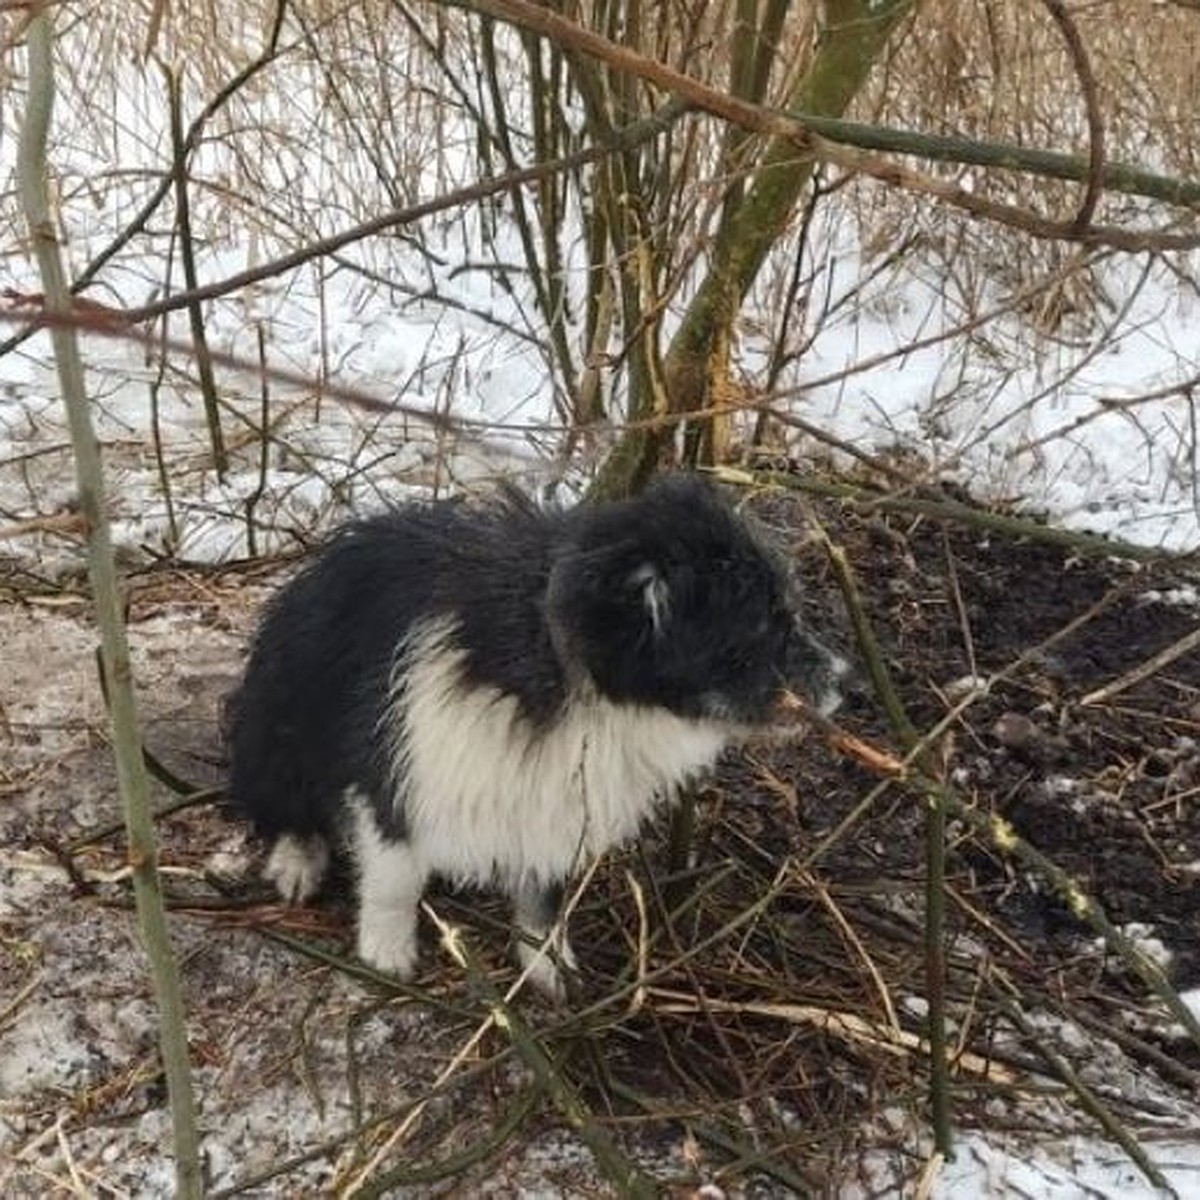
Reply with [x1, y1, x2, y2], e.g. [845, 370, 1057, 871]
[787, 625, 852, 718]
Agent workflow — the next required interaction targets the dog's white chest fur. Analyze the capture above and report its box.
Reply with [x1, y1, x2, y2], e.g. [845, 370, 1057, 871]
[387, 619, 731, 884]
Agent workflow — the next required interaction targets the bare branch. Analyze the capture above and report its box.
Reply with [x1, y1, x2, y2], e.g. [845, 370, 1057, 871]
[436, 0, 1200, 252]
[1041, 0, 1106, 231]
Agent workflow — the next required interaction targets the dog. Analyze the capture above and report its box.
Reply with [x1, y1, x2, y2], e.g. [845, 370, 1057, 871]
[227, 474, 847, 998]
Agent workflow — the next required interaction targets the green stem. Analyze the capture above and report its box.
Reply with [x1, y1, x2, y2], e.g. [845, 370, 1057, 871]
[824, 533, 953, 1158]
[17, 9, 202, 1196]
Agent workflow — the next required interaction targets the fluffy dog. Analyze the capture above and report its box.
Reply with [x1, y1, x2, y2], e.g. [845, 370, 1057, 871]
[228, 475, 846, 997]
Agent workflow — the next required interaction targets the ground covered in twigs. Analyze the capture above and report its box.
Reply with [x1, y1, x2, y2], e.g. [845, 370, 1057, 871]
[2, 480, 1199, 1197]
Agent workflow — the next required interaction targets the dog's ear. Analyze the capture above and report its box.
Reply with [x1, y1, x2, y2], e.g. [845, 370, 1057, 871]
[629, 563, 670, 635]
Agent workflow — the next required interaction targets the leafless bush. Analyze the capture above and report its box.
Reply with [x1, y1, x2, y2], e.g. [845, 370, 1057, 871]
[3, 2, 1196, 558]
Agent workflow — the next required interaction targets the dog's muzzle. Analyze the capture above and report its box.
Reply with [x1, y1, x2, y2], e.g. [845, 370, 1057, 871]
[786, 625, 852, 718]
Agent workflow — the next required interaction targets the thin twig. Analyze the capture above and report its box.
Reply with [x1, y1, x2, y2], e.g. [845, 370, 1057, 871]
[1040, 0, 1106, 232]
[0, 0, 289, 358]
[751, 469, 1192, 563]
[437, 0, 1200, 251]
[781, 701, 1200, 1052]
[818, 530, 953, 1160]
[162, 60, 227, 477]
[606, 1077, 821, 1195]
[119, 100, 686, 327]
[349, 1082, 543, 1198]
[795, 868, 901, 1034]
[993, 985, 1177, 1197]
[1081, 625, 1200, 707]
[422, 903, 658, 1199]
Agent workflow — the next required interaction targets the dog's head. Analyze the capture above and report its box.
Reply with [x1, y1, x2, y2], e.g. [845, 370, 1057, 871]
[547, 475, 847, 726]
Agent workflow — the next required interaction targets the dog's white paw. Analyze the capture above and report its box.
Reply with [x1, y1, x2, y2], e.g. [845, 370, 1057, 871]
[517, 934, 577, 1003]
[264, 835, 329, 903]
[358, 918, 418, 979]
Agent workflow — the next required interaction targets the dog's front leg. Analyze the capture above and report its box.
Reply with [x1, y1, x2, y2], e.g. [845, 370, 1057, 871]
[510, 877, 577, 1001]
[353, 801, 427, 978]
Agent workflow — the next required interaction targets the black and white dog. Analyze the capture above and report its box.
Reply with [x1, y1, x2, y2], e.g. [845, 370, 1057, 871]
[228, 475, 846, 997]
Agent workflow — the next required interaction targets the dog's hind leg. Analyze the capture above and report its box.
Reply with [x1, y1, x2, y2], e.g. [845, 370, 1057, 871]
[511, 878, 577, 1001]
[351, 794, 427, 979]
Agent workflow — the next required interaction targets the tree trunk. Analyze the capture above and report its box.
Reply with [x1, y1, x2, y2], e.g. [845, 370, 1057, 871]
[593, 0, 914, 498]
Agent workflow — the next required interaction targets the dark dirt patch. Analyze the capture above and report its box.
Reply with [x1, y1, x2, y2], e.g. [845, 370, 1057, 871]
[545, 485, 1200, 1185]
[704, 488, 1200, 1073]
[781, 494, 1200, 987]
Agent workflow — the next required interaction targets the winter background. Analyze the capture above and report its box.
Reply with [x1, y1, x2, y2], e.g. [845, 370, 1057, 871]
[1, 2, 1199, 1196]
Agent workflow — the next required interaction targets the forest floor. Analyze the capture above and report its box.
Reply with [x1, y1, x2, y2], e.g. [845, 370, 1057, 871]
[2, 480, 1199, 1197]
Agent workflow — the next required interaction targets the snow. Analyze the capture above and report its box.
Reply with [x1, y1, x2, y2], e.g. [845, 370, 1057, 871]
[937, 1131, 1200, 1198]
[1184, 990, 1200, 1024]
[1094, 923, 1174, 972]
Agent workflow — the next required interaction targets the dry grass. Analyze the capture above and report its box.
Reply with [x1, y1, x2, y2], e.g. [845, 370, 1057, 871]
[847, 1, 1200, 300]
